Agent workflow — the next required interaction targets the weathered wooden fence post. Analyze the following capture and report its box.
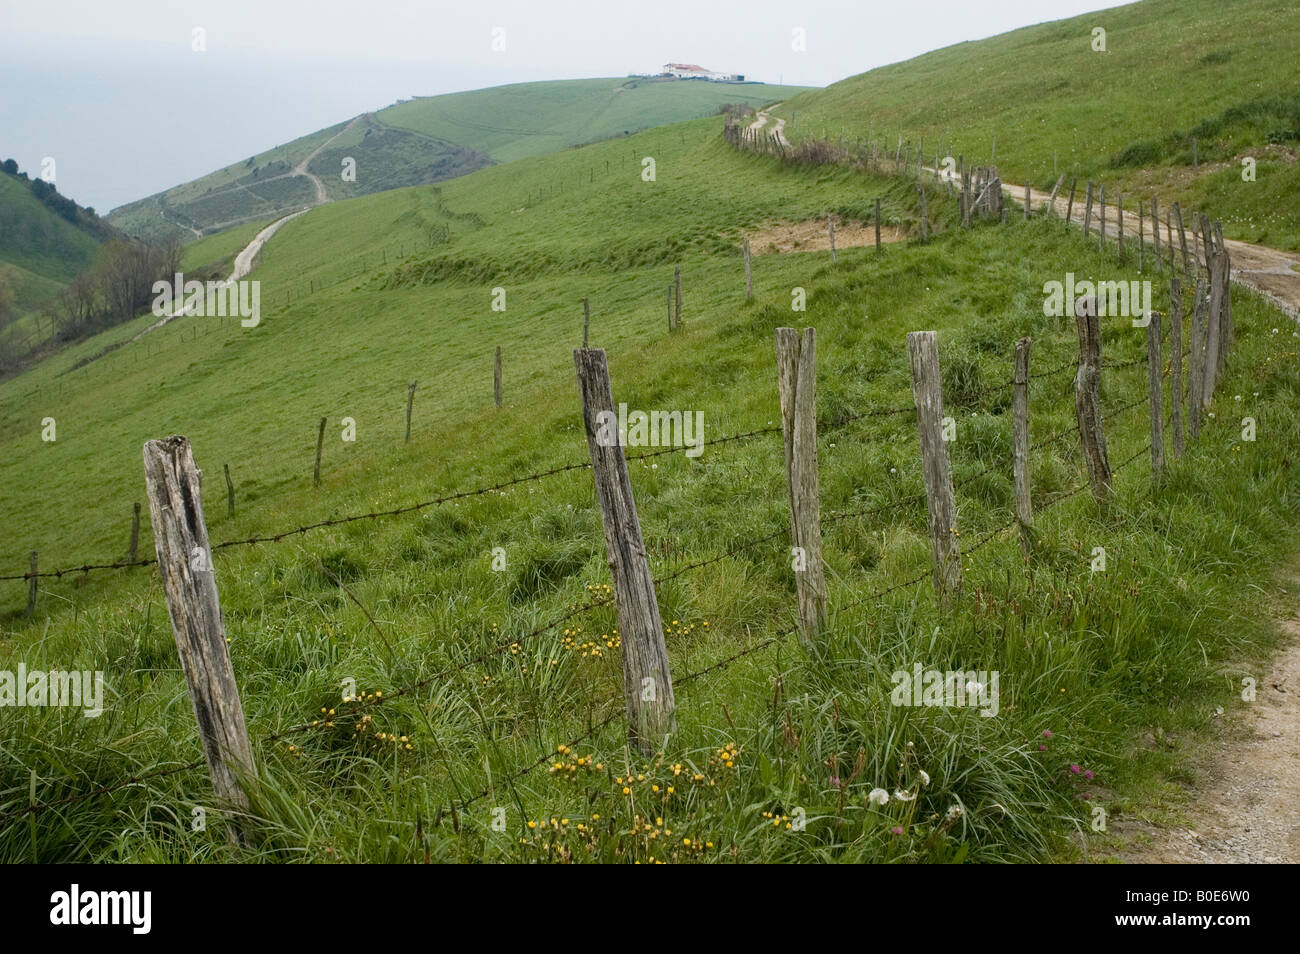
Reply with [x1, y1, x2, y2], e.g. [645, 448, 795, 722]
[129, 502, 142, 562]
[1066, 177, 1078, 227]
[674, 266, 682, 328]
[494, 346, 503, 407]
[223, 464, 235, 517]
[1151, 195, 1162, 271]
[874, 198, 882, 252]
[1189, 278, 1207, 438]
[907, 331, 962, 598]
[1013, 337, 1033, 558]
[1203, 231, 1226, 410]
[1170, 276, 1185, 457]
[1173, 202, 1192, 280]
[573, 349, 675, 751]
[827, 215, 838, 264]
[744, 238, 753, 300]
[142, 436, 255, 834]
[775, 328, 828, 646]
[313, 416, 327, 486]
[405, 381, 417, 443]
[1046, 175, 1064, 217]
[1147, 309, 1165, 480]
[1074, 296, 1112, 509]
[26, 552, 37, 618]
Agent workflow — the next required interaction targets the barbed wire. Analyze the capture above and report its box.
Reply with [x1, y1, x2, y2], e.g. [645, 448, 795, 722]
[0, 758, 205, 824]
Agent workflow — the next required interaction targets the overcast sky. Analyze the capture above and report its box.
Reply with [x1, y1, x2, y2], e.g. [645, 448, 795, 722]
[0, 0, 1124, 212]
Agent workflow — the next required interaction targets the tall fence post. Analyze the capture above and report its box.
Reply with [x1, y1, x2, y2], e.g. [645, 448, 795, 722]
[223, 464, 235, 517]
[1170, 276, 1185, 457]
[907, 331, 962, 599]
[744, 238, 753, 300]
[142, 436, 255, 836]
[1013, 337, 1033, 558]
[1147, 309, 1165, 480]
[129, 502, 142, 562]
[1189, 278, 1207, 438]
[405, 381, 417, 443]
[1074, 296, 1112, 510]
[775, 328, 828, 646]
[573, 349, 675, 752]
[494, 346, 503, 407]
[26, 551, 37, 618]
[313, 416, 327, 486]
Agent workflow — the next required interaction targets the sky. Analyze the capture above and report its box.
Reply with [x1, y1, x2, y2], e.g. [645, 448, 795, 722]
[0, 0, 1124, 213]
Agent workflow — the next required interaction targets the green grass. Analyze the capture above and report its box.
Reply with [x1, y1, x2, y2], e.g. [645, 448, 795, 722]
[2, 106, 1298, 863]
[772, 0, 1300, 250]
[106, 78, 810, 242]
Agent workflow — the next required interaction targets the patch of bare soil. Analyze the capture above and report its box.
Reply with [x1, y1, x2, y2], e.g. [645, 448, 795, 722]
[742, 217, 907, 254]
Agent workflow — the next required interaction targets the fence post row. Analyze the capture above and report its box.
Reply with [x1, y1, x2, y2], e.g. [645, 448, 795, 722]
[573, 348, 675, 752]
[907, 331, 962, 599]
[141, 436, 255, 838]
[775, 328, 828, 645]
[1074, 295, 1112, 509]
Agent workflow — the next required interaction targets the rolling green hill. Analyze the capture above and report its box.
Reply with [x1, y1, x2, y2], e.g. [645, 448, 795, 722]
[772, 0, 1300, 249]
[3, 87, 1298, 864]
[107, 77, 809, 242]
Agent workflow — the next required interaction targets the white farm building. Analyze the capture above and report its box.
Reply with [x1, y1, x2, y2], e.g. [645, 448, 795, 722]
[661, 63, 745, 82]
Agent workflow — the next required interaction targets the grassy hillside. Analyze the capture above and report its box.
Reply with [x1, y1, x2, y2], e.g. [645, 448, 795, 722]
[107, 78, 808, 243]
[772, 0, 1300, 250]
[2, 103, 1297, 863]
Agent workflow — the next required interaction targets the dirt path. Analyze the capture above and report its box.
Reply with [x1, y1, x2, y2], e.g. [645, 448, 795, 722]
[1110, 606, 1300, 863]
[744, 105, 789, 149]
[983, 172, 1300, 319]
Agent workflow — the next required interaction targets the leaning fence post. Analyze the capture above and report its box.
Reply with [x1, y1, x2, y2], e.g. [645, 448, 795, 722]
[1066, 177, 1077, 227]
[573, 349, 675, 752]
[907, 331, 962, 599]
[405, 381, 417, 443]
[26, 551, 37, 618]
[744, 238, 753, 300]
[494, 346, 503, 407]
[1147, 309, 1165, 480]
[1074, 296, 1113, 510]
[142, 436, 255, 835]
[1170, 276, 1185, 457]
[775, 328, 828, 645]
[1013, 337, 1033, 558]
[1189, 278, 1207, 438]
[313, 416, 327, 486]
[129, 503, 142, 562]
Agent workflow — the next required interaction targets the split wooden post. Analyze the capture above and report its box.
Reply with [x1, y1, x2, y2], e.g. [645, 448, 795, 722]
[404, 382, 417, 443]
[1083, 182, 1094, 236]
[1074, 296, 1113, 510]
[1189, 278, 1207, 438]
[1066, 177, 1078, 227]
[223, 464, 235, 517]
[494, 346, 503, 407]
[917, 184, 928, 241]
[26, 551, 37, 618]
[775, 328, 828, 646]
[1147, 310, 1165, 480]
[673, 266, 682, 328]
[1170, 276, 1185, 457]
[827, 215, 838, 264]
[142, 436, 255, 832]
[907, 331, 962, 599]
[874, 198, 882, 252]
[743, 238, 753, 300]
[573, 349, 675, 751]
[582, 298, 590, 348]
[129, 502, 142, 562]
[313, 416, 327, 486]
[1152, 195, 1162, 272]
[1173, 202, 1192, 280]
[1012, 337, 1034, 558]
